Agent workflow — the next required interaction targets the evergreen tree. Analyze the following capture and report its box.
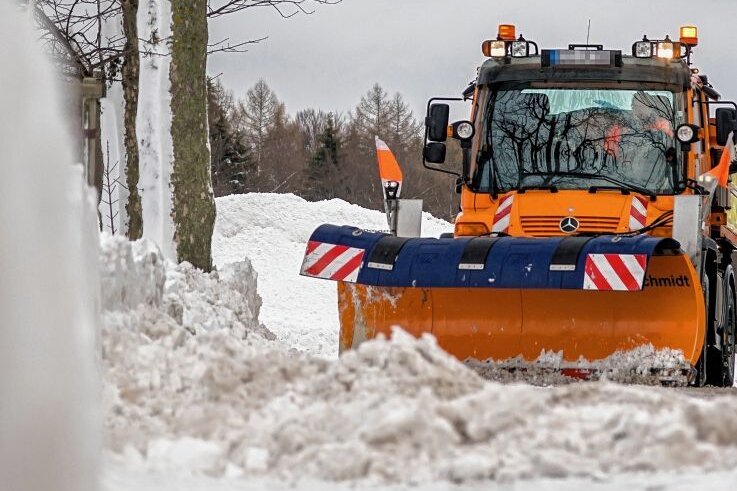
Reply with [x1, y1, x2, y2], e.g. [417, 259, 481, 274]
[208, 79, 252, 197]
[306, 113, 342, 200]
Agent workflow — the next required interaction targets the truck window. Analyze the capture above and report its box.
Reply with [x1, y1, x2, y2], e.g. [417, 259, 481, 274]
[475, 86, 683, 195]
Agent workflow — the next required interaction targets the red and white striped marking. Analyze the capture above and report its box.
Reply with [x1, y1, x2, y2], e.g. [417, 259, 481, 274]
[628, 196, 648, 231]
[300, 241, 365, 283]
[583, 254, 647, 291]
[491, 195, 514, 233]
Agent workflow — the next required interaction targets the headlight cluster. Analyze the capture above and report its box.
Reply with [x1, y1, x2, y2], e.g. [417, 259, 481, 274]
[482, 24, 538, 59]
[632, 27, 698, 60]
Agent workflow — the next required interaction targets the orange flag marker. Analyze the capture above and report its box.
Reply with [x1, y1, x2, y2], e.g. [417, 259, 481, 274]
[375, 136, 403, 198]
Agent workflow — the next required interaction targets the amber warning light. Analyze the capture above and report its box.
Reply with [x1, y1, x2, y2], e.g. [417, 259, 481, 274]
[680, 25, 698, 46]
[497, 24, 516, 41]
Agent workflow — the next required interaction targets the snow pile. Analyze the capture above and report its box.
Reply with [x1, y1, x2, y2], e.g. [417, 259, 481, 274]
[469, 345, 692, 386]
[213, 193, 452, 357]
[101, 234, 166, 311]
[100, 234, 270, 339]
[100, 237, 737, 484]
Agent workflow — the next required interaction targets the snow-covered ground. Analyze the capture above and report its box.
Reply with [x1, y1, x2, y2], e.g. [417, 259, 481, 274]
[213, 193, 451, 357]
[101, 193, 737, 490]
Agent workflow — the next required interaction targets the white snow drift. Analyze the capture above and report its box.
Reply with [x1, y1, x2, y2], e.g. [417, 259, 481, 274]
[102, 195, 737, 487]
[213, 192, 451, 357]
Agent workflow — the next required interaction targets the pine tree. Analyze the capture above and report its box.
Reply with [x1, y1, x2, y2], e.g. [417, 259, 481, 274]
[208, 79, 252, 197]
[306, 113, 342, 200]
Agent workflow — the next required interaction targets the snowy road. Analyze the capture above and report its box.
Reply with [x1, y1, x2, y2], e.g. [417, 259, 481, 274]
[102, 462, 737, 491]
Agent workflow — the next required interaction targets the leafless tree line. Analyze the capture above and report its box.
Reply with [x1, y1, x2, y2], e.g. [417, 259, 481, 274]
[209, 80, 461, 220]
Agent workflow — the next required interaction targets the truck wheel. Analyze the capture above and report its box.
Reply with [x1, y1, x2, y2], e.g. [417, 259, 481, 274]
[694, 275, 710, 387]
[720, 280, 736, 387]
[705, 274, 736, 387]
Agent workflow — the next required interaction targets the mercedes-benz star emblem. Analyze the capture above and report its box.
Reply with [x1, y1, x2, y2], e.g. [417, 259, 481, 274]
[559, 216, 580, 234]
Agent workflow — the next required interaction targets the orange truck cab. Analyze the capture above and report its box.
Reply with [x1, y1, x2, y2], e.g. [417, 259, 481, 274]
[421, 25, 737, 386]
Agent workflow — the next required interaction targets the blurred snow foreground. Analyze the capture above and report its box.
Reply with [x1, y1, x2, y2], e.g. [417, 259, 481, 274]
[0, 4, 99, 491]
[101, 194, 737, 487]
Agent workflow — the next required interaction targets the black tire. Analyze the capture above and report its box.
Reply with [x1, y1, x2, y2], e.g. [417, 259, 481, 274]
[720, 280, 736, 387]
[704, 274, 737, 387]
[694, 275, 710, 387]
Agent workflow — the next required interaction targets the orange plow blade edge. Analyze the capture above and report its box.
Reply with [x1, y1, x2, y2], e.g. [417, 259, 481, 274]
[337, 254, 705, 367]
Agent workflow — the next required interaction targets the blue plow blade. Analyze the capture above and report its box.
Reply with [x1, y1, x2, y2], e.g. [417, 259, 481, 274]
[302, 224, 683, 290]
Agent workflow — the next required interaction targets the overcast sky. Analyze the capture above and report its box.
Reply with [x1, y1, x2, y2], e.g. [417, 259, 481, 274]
[209, 0, 737, 119]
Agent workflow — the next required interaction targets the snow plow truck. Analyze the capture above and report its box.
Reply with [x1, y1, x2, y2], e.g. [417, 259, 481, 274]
[301, 25, 737, 387]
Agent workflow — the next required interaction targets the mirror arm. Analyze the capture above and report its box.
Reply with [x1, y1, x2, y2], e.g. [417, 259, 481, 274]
[704, 100, 737, 111]
[422, 154, 462, 177]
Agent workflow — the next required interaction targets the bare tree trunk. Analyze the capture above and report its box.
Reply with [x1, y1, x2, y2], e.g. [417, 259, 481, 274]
[170, 0, 216, 271]
[121, 0, 142, 239]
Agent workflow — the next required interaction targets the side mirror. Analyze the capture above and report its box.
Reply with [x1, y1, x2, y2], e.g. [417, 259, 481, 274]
[423, 142, 446, 164]
[426, 104, 450, 142]
[716, 107, 737, 146]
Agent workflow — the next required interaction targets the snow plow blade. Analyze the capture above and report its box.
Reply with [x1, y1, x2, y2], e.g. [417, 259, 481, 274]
[301, 225, 705, 368]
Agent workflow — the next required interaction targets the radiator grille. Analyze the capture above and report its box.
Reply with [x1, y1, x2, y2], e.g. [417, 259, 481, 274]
[520, 216, 621, 237]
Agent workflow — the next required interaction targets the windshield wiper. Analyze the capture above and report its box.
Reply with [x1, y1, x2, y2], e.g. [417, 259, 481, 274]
[523, 172, 657, 201]
[518, 183, 559, 194]
[588, 186, 630, 195]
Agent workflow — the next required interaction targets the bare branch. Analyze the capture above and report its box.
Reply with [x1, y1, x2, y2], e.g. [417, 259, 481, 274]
[207, 36, 267, 55]
[207, 0, 342, 19]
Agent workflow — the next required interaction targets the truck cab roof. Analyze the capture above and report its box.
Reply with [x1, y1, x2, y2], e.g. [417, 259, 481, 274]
[477, 52, 693, 90]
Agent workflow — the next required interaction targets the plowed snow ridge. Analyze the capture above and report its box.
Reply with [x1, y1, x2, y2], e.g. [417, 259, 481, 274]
[212, 193, 450, 357]
[101, 194, 737, 485]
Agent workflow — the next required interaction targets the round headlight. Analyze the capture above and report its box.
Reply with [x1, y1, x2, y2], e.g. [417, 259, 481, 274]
[455, 122, 474, 140]
[676, 124, 696, 143]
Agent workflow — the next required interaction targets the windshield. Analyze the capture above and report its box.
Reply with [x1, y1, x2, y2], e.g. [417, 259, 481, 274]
[474, 87, 685, 194]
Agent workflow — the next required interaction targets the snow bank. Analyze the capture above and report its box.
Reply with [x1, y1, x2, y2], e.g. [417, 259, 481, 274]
[469, 345, 692, 386]
[213, 193, 452, 357]
[102, 235, 737, 486]
[0, 5, 99, 491]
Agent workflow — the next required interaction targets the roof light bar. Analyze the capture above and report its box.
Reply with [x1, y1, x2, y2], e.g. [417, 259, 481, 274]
[482, 28, 538, 59]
